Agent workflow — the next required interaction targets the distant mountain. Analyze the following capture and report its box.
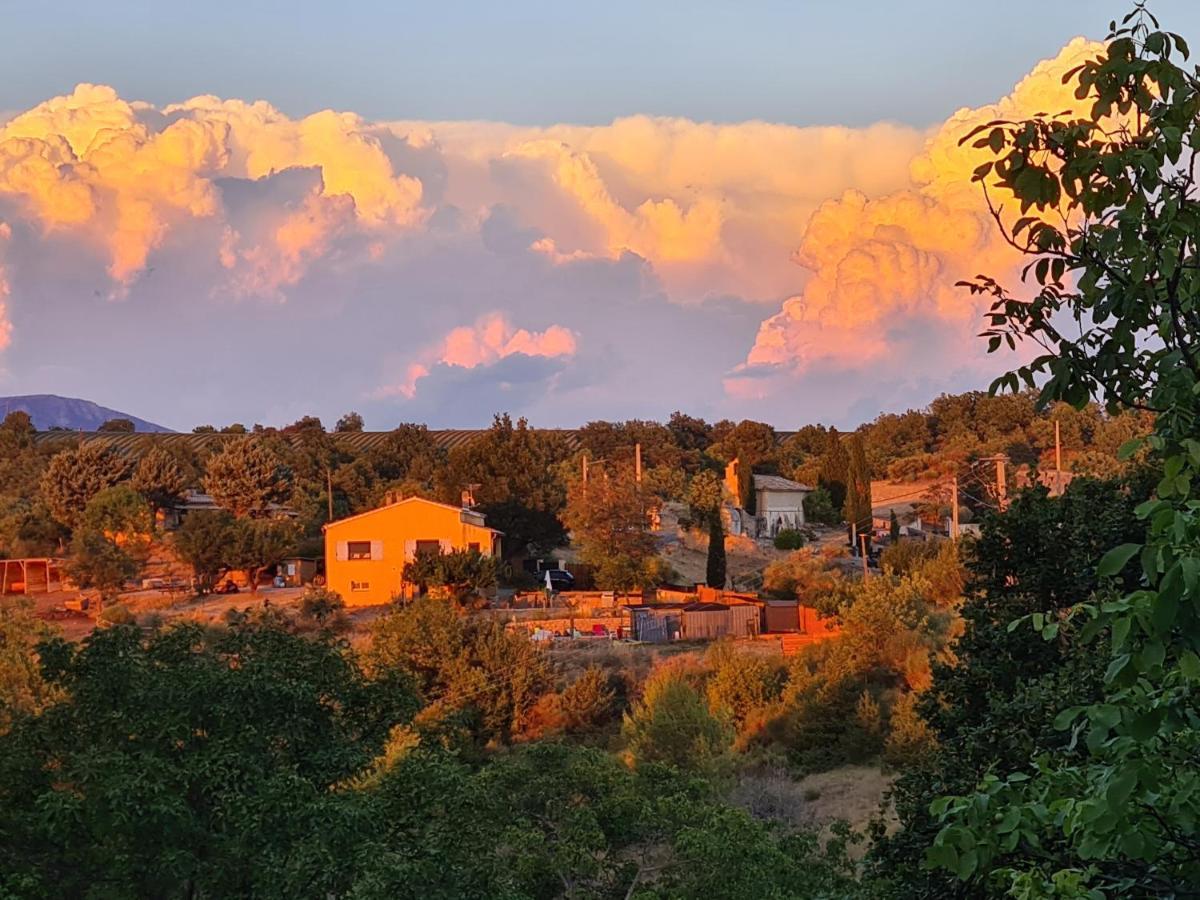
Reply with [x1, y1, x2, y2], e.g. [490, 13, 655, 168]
[0, 395, 173, 433]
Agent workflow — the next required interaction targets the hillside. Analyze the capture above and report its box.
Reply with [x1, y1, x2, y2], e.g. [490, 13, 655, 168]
[0, 394, 172, 432]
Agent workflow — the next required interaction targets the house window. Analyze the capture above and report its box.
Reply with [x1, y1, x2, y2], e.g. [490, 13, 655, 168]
[468, 542, 480, 553]
[347, 541, 372, 560]
[415, 539, 441, 556]
[350, 580, 370, 592]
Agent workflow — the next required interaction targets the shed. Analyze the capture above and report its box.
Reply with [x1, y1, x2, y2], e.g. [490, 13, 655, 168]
[276, 557, 320, 587]
[627, 604, 685, 643]
[681, 602, 760, 640]
[1, 558, 66, 594]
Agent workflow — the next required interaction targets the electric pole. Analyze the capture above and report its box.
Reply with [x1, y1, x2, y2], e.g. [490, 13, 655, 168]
[978, 455, 1010, 511]
[859, 532, 870, 579]
[635, 442, 642, 483]
[1054, 419, 1063, 496]
[326, 466, 334, 522]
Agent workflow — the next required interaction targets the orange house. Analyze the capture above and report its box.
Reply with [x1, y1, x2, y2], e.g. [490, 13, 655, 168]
[323, 497, 502, 606]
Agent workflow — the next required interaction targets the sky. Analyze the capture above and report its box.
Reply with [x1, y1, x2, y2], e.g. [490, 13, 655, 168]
[0, 1, 1197, 432]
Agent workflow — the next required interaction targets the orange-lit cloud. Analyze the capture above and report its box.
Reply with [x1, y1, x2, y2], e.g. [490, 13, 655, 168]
[0, 221, 11, 351]
[383, 313, 578, 398]
[728, 37, 1104, 396]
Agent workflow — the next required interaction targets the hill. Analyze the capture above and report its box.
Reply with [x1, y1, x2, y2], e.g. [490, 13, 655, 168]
[0, 394, 172, 433]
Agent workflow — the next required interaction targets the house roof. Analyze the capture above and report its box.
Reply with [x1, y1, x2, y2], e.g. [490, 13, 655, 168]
[752, 473, 813, 492]
[322, 496, 503, 534]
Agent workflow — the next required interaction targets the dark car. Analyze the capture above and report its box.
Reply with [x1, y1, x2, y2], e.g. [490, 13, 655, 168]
[544, 569, 575, 592]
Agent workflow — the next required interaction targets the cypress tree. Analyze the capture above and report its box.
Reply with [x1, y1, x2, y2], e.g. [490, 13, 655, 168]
[843, 432, 873, 549]
[705, 513, 726, 589]
[818, 428, 849, 513]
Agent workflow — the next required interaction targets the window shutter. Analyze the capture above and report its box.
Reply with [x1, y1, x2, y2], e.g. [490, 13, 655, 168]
[439, 539, 453, 554]
[335, 541, 348, 562]
[404, 540, 416, 562]
[371, 540, 384, 561]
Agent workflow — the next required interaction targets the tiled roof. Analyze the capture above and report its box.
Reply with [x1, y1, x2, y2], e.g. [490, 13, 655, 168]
[751, 473, 813, 492]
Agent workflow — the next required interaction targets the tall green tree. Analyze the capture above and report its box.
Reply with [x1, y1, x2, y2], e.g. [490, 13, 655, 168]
[843, 432, 872, 546]
[930, 9, 1200, 893]
[39, 442, 133, 528]
[202, 437, 291, 518]
[130, 446, 189, 525]
[173, 510, 237, 593]
[562, 468, 660, 590]
[818, 428, 849, 514]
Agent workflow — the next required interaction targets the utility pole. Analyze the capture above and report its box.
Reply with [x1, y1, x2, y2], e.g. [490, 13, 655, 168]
[951, 476, 959, 539]
[582, 455, 588, 484]
[859, 532, 870, 579]
[634, 442, 642, 483]
[1054, 419, 1063, 496]
[326, 466, 334, 522]
[996, 456, 1008, 510]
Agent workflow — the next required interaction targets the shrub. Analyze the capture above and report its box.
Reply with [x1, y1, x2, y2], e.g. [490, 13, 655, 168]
[773, 529, 806, 551]
[97, 603, 136, 627]
[622, 666, 732, 771]
[802, 487, 840, 526]
[299, 585, 345, 624]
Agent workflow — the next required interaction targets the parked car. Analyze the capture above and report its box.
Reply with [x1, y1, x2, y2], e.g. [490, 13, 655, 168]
[544, 569, 575, 592]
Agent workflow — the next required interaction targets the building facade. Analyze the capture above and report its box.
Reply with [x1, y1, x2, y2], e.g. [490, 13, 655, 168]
[323, 497, 502, 606]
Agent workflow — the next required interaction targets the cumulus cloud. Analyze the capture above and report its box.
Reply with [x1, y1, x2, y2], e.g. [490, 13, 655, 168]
[381, 313, 578, 399]
[730, 38, 1105, 399]
[0, 40, 1113, 427]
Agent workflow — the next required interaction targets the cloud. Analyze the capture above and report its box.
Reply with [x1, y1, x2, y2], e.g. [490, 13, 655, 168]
[381, 312, 577, 399]
[0, 41, 1111, 428]
[731, 37, 1105, 399]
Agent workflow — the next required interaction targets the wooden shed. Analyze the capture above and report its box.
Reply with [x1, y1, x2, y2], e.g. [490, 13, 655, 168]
[680, 602, 761, 640]
[627, 604, 686, 642]
[276, 557, 319, 587]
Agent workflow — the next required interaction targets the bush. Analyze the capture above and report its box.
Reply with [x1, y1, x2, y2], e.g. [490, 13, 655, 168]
[802, 488, 840, 526]
[299, 585, 345, 624]
[97, 603, 135, 627]
[773, 528, 806, 551]
[622, 666, 732, 771]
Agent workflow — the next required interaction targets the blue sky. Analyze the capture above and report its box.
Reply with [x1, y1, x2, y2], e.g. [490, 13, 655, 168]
[0, 2, 1196, 431]
[5, 1, 1192, 126]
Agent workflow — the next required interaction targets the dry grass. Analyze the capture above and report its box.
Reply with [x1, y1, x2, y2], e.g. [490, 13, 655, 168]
[730, 764, 896, 856]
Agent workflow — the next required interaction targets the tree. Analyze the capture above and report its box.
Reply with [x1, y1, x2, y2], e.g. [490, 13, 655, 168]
[227, 518, 297, 595]
[40, 442, 133, 528]
[439, 415, 569, 558]
[929, 11, 1200, 893]
[298, 585, 345, 625]
[65, 529, 140, 602]
[173, 510, 238, 593]
[842, 432, 872, 546]
[334, 411, 365, 433]
[0, 599, 62, 734]
[562, 468, 660, 591]
[818, 428, 849, 514]
[368, 597, 552, 744]
[202, 437, 291, 518]
[130, 446, 189, 525]
[401, 548, 498, 606]
[0, 622, 417, 898]
[706, 515, 727, 589]
[621, 667, 732, 771]
[97, 417, 135, 433]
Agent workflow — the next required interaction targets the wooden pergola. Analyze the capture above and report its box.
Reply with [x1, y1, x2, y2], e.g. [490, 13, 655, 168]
[0, 558, 66, 595]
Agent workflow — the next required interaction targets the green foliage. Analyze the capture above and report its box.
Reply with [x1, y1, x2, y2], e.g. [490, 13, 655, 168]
[440, 414, 570, 557]
[0, 622, 418, 899]
[819, 428, 850, 513]
[843, 431, 872, 543]
[39, 441, 133, 528]
[66, 529, 139, 600]
[401, 548, 498, 605]
[705, 644, 786, 731]
[560, 666, 620, 734]
[622, 667, 733, 771]
[0, 599, 62, 734]
[130, 445, 189, 520]
[773, 528, 806, 551]
[335, 411, 365, 432]
[802, 485, 840, 525]
[368, 597, 552, 744]
[173, 509, 237, 593]
[298, 584, 345, 624]
[706, 514, 727, 588]
[202, 437, 292, 518]
[65, 486, 153, 601]
[924, 9, 1200, 893]
[227, 517, 299, 594]
[563, 468, 661, 590]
